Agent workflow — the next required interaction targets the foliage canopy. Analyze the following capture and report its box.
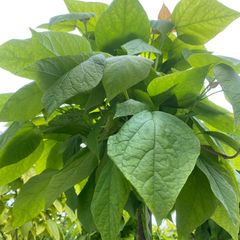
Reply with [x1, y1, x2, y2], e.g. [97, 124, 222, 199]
[0, 0, 240, 239]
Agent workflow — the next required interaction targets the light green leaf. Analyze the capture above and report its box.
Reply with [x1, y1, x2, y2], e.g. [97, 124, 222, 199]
[172, 0, 240, 44]
[42, 54, 105, 115]
[95, 0, 150, 52]
[147, 67, 208, 106]
[0, 122, 42, 168]
[12, 149, 98, 227]
[108, 111, 200, 223]
[0, 93, 12, 111]
[176, 168, 217, 239]
[186, 52, 240, 72]
[0, 141, 43, 186]
[197, 156, 240, 239]
[31, 30, 92, 57]
[18, 54, 91, 90]
[122, 39, 161, 55]
[114, 99, 150, 118]
[214, 64, 240, 126]
[91, 159, 130, 240]
[64, 0, 108, 32]
[46, 219, 60, 240]
[102, 55, 153, 100]
[0, 83, 43, 122]
[40, 13, 95, 32]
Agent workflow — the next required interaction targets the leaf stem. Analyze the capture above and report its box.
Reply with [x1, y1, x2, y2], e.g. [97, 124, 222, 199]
[124, 90, 130, 100]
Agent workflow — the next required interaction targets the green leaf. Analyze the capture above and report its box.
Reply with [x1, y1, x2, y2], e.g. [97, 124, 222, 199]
[77, 175, 96, 233]
[172, 0, 240, 44]
[12, 149, 97, 227]
[18, 54, 91, 90]
[108, 111, 200, 223]
[0, 141, 43, 186]
[0, 93, 12, 111]
[150, 20, 174, 35]
[46, 219, 60, 240]
[0, 83, 43, 122]
[122, 39, 161, 55]
[114, 99, 150, 118]
[0, 123, 42, 167]
[95, 0, 150, 52]
[102, 55, 153, 100]
[176, 168, 218, 239]
[193, 99, 237, 134]
[42, 54, 105, 115]
[31, 30, 92, 57]
[147, 67, 208, 106]
[197, 155, 240, 239]
[214, 64, 240, 126]
[40, 13, 95, 32]
[64, 0, 108, 32]
[91, 159, 130, 240]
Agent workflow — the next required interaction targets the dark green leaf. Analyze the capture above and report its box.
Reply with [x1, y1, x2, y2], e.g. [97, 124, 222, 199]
[95, 0, 150, 52]
[122, 39, 161, 55]
[150, 20, 174, 35]
[0, 83, 43, 122]
[172, 0, 240, 44]
[91, 159, 130, 240]
[176, 168, 217, 239]
[108, 111, 200, 223]
[102, 55, 153, 100]
[42, 54, 105, 115]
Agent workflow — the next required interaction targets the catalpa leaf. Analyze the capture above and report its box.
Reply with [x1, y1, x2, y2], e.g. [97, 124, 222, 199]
[122, 39, 161, 55]
[42, 54, 105, 115]
[214, 64, 240, 126]
[197, 155, 240, 240]
[12, 149, 97, 227]
[176, 168, 218, 239]
[102, 55, 153, 101]
[172, 0, 240, 44]
[108, 111, 200, 223]
[64, 0, 108, 32]
[148, 67, 208, 106]
[0, 83, 43, 122]
[95, 0, 150, 52]
[91, 159, 130, 240]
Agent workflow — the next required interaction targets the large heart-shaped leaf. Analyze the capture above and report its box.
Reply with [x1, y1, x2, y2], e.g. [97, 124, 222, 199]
[108, 111, 200, 223]
[95, 0, 150, 52]
[172, 0, 240, 44]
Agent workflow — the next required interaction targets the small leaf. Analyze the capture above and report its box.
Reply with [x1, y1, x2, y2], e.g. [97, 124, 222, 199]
[122, 39, 161, 55]
[12, 150, 98, 227]
[172, 0, 240, 44]
[0, 83, 43, 122]
[95, 0, 150, 52]
[150, 20, 174, 35]
[102, 55, 153, 101]
[214, 64, 240, 126]
[176, 168, 218, 239]
[114, 99, 150, 118]
[148, 67, 209, 106]
[64, 0, 108, 32]
[46, 219, 60, 240]
[108, 111, 200, 223]
[42, 54, 105, 115]
[158, 3, 172, 21]
[91, 159, 130, 240]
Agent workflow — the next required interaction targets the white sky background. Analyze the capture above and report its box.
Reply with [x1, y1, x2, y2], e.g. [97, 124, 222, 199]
[0, 0, 240, 112]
